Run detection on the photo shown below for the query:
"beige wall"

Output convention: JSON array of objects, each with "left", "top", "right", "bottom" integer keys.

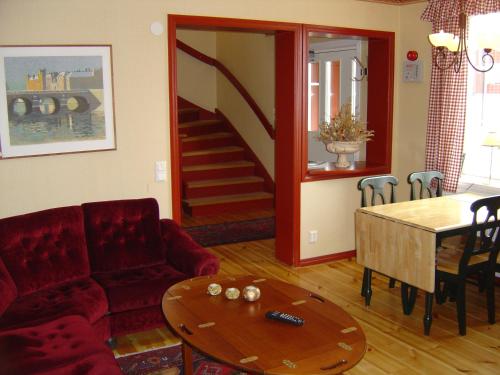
[
  {"left": 0, "top": 0, "right": 431, "bottom": 261},
  {"left": 177, "top": 29, "right": 217, "bottom": 111},
  {"left": 216, "top": 31, "right": 275, "bottom": 178},
  {"left": 393, "top": 3, "right": 431, "bottom": 186}
]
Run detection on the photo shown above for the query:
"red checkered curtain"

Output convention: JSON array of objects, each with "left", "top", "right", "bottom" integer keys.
[{"left": 422, "top": 0, "right": 500, "bottom": 192}]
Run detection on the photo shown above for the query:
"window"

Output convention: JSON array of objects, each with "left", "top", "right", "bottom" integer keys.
[{"left": 460, "top": 12, "right": 500, "bottom": 189}]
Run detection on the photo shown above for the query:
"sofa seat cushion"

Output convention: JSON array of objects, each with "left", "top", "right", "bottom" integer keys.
[
  {"left": 93, "top": 263, "right": 187, "bottom": 313},
  {"left": 0, "top": 315, "right": 121, "bottom": 375},
  {"left": 0, "top": 278, "right": 108, "bottom": 331}
]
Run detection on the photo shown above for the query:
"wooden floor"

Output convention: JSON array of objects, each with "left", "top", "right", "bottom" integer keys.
[{"left": 115, "top": 239, "right": 500, "bottom": 374}]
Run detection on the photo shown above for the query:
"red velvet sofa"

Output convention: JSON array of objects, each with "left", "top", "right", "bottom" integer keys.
[{"left": 0, "top": 198, "right": 219, "bottom": 374}]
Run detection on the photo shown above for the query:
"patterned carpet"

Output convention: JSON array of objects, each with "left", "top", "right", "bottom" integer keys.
[
  {"left": 116, "top": 344, "right": 247, "bottom": 375},
  {"left": 184, "top": 217, "right": 275, "bottom": 247}
]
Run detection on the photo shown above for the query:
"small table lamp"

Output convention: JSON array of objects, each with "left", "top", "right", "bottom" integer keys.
[{"left": 482, "top": 132, "right": 500, "bottom": 183}]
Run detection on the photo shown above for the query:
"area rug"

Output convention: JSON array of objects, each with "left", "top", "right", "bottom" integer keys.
[
  {"left": 116, "top": 344, "right": 248, "bottom": 375},
  {"left": 184, "top": 217, "right": 274, "bottom": 247}
]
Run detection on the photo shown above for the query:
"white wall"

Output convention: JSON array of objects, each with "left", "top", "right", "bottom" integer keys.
[
  {"left": 216, "top": 31, "right": 275, "bottom": 178},
  {"left": 177, "top": 29, "right": 217, "bottom": 111}
]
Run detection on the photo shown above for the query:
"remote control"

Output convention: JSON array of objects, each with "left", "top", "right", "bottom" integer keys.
[{"left": 265, "top": 311, "right": 304, "bottom": 326}]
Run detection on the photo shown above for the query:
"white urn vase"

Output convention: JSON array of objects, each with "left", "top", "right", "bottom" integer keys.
[{"left": 326, "top": 141, "right": 361, "bottom": 168}]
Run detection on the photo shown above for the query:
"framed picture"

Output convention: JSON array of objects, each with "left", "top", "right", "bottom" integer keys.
[{"left": 0, "top": 45, "right": 116, "bottom": 158}]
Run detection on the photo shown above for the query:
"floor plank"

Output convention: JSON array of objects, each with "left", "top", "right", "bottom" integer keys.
[{"left": 115, "top": 238, "right": 500, "bottom": 374}]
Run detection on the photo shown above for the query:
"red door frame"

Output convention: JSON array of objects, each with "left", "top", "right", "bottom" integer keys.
[{"left": 167, "top": 15, "right": 303, "bottom": 265}]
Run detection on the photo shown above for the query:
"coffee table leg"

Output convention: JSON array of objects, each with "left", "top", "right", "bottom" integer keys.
[{"left": 182, "top": 342, "right": 193, "bottom": 375}]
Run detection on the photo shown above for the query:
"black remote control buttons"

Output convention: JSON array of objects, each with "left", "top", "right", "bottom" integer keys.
[{"left": 265, "top": 310, "right": 304, "bottom": 326}]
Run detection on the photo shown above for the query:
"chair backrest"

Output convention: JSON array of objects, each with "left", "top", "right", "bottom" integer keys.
[
  {"left": 460, "top": 195, "right": 500, "bottom": 275},
  {"left": 357, "top": 175, "right": 399, "bottom": 207},
  {"left": 407, "top": 171, "right": 444, "bottom": 200}
]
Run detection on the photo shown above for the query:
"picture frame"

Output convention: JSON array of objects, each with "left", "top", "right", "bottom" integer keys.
[{"left": 0, "top": 45, "right": 116, "bottom": 158}]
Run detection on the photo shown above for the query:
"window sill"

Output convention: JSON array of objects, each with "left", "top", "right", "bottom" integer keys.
[
  {"left": 457, "top": 180, "right": 500, "bottom": 195},
  {"left": 303, "top": 161, "right": 390, "bottom": 182}
]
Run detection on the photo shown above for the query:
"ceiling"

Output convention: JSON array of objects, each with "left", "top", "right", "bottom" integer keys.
[{"left": 357, "top": 0, "right": 427, "bottom": 4}]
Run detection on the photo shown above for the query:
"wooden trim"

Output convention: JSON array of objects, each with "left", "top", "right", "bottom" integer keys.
[
  {"left": 168, "top": 16, "right": 182, "bottom": 223},
  {"left": 215, "top": 109, "right": 275, "bottom": 194},
  {"left": 177, "top": 40, "right": 275, "bottom": 140},
  {"left": 300, "top": 24, "right": 395, "bottom": 182},
  {"left": 298, "top": 250, "right": 357, "bottom": 267},
  {"left": 168, "top": 15, "right": 301, "bottom": 266}
]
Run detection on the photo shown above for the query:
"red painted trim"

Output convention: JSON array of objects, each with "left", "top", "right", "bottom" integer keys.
[
  {"left": 177, "top": 39, "right": 275, "bottom": 140},
  {"left": 168, "top": 16, "right": 182, "bottom": 224},
  {"left": 300, "top": 24, "right": 395, "bottom": 183},
  {"left": 216, "top": 109, "right": 275, "bottom": 194},
  {"left": 298, "top": 250, "right": 357, "bottom": 267},
  {"left": 275, "top": 29, "right": 303, "bottom": 266},
  {"left": 168, "top": 15, "right": 301, "bottom": 266}
]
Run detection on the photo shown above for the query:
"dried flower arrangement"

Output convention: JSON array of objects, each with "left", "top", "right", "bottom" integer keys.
[{"left": 317, "top": 103, "right": 374, "bottom": 144}]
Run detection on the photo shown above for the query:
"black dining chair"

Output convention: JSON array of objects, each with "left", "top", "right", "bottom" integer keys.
[
  {"left": 434, "top": 194, "right": 500, "bottom": 335},
  {"left": 407, "top": 170, "right": 444, "bottom": 200},
  {"left": 357, "top": 175, "right": 399, "bottom": 306},
  {"left": 401, "top": 171, "right": 445, "bottom": 314}
]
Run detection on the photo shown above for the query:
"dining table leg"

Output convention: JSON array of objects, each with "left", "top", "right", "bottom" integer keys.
[
  {"left": 182, "top": 341, "right": 194, "bottom": 375},
  {"left": 364, "top": 269, "right": 372, "bottom": 306},
  {"left": 423, "top": 292, "right": 433, "bottom": 336}
]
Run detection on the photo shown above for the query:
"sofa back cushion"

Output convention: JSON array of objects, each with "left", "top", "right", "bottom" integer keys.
[
  {"left": 0, "top": 257, "right": 17, "bottom": 315},
  {"left": 0, "top": 206, "right": 90, "bottom": 297},
  {"left": 82, "top": 198, "right": 166, "bottom": 272}
]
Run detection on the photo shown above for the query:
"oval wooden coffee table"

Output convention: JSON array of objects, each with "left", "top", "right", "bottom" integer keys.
[{"left": 162, "top": 275, "right": 366, "bottom": 374}]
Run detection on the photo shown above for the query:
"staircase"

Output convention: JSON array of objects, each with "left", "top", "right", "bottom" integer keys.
[{"left": 178, "top": 98, "right": 274, "bottom": 216}]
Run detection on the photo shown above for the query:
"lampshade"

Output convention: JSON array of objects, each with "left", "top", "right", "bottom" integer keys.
[
  {"left": 446, "top": 36, "right": 460, "bottom": 52},
  {"left": 482, "top": 132, "right": 500, "bottom": 147},
  {"left": 429, "top": 30, "right": 454, "bottom": 48}
]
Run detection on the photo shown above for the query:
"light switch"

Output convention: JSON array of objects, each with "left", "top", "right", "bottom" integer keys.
[{"left": 155, "top": 161, "right": 167, "bottom": 182}]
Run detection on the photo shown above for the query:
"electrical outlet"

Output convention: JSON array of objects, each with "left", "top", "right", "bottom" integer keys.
[{"left": 308, "top": 230, "right": 318, "bottom": 244}]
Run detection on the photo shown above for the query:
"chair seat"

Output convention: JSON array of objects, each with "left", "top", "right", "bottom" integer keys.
[
  {"left": 0, "top": 315, "right": 121, "bottom": 375},
  {"left": 437, "top": 246, "right": 489, "bottom": 275},
  {"left": 0, "top": 278, "right": 108, "bottom": 331},
  {"left": 93, "top": 263, "right": 187, "bottom": 313}
]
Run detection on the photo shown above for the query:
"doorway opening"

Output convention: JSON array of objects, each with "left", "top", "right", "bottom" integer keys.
[{"left": 167, "top": 15, "right": 302, "bottom": 265}]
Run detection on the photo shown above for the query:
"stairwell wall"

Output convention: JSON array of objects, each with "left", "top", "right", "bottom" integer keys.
[
  {"left": 215, "top": 31, "right": 276, "bottom": 179},
  {"left": 177, "top": 29, "right": 217, "bottom": 112},
  {"left": 0, "top": 0, "right": 431, "bottom": 263}
]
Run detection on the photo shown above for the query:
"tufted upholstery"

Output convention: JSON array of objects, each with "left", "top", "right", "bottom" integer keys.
[
  {"left": 0, "top": 206, "right": 90, "bottom": 297},
  {"left": 0, "top": 278, "right": 108, "bottom": 331},
  {"left": 82, "top": 198, "right": 166, "bottom": 272},
  {"left": 161, "top": 218, "right": 220, "bottom": 277},
  {"left": 0, "top": 258, "right": 17, "bottom": 315},
  {"left": 0, "top": 198, "right": 220, "bottom": 373},
  {"left": 93, "top": 263, "right": 186, "bottom": 313},
  {"left": 0, "top": 315, "right": 121, "bottom": 375}
]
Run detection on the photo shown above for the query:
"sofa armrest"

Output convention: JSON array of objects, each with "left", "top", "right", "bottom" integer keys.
[
  {"left": 160, "top": 219, "right": 219, "bottom": 277},
  {"left": 0, "top": 257, "right": 17, "bottom": 316}
]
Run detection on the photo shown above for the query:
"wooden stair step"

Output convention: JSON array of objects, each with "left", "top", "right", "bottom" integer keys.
[
  {"left": 184, "top": 192, "right": 274, "bottom": 207},
  {"left": 183, "top": 146, "right": 243, "bottom": 157},
  {"left": 179, "top": 119, "right": 222, "bottom": 129},
  {"left": 183, "top": 160, "right": 254, "bottom": 172},
  {"left": 186, "top": 176, "right": 264, "bottom": 189},
  {"left": 182, "top": 132, "right": 233, "bottom": 143},
  {"left": 178, "top": 107, "right": 200, "bottom": 123}
]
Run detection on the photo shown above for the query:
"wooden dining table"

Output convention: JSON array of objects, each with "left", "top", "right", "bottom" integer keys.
[{"left": 354, "top": 193, "right": 483, "bottom": 335}]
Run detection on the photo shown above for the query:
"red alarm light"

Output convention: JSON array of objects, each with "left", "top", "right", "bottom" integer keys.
[{"left": 407, "top": 50, "right": 418, "bottom": 61}]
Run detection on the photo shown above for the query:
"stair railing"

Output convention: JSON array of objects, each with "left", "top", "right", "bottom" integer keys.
[{"left": 176, "top": 39, "right": 275, "bottom": 140}]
